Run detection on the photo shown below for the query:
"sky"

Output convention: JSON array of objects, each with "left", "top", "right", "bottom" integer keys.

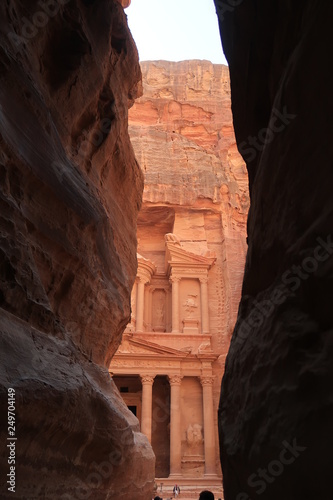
[{"left": 126, "top": 0, "right": 228, "bottom": 65}]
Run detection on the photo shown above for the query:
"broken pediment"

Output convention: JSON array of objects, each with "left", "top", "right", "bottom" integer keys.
[
  {"left": 137, "top": 253, "right": 156, "bottom": 282},
  {"left": 116, "top": 334, "right": 187, "bottom": 357},
  {"left": 165, "top": 233, "right": 216, "bottom": 276}
]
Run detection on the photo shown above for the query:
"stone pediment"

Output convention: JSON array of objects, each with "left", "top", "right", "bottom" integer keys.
[
  {"left": 116, "top": 334, "right": 185, "bottom": 357},
  {"left": 165, "top": 233, "right": 216, "bottom": 274}
]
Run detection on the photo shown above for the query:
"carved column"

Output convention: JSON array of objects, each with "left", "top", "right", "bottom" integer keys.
[
  {"left": 144, "top": 285, "right": 150, "bottom": 330},
  {"left": 147, "top": 287, "right": 153, "bottom": 331},
  {"left": 170, "top": 276, "right": 180, "bottom": 333},
  {"left": 140, "top": 375, "right": 155, "bottom": 443},
  {"left": 136, "top": 256, "right": 156, "bottom": 332},
  {"left": 200, "top": 276, "right": 210, "bottom": 334},
  {"left": 130, "top": 280, "right": 138, "bottom": 328},
  {"left": 136, "top": 277, "right": 146, "bottom": 333},
  {"left": 169, "top": 375, "right": 183, "bottom": 477},
  {"left": 200, "top": 375, "right": 217, "bottom": 476}
]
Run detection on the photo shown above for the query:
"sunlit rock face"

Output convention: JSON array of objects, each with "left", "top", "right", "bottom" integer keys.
[
  {"left": 117, "top": 0, "right": 131, "bottom": 8},
  {"left": 0, "top": 1, "right": 154, "bottom": 498},
  {"left": 215, "top": 1, "right": 333, "bottom": 499},
  {"left": 128, "top": 63, "right": 249, "bottom": 484},
  {"left": 129, "top": 60, "right": 249, "bottom": 339}
]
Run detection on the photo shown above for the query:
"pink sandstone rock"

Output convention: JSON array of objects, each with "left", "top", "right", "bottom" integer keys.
[
  {"left": 126, "top": 61, "right": 249, "bottom": 482},
  {"left": 0, "top": 1, "right": 154, "bottom": 498},
  {"left": 129, "top": 60, "right": 249, "bottom": 345}
]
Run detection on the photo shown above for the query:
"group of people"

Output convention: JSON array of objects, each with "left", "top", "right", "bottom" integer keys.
[{"left": 153, "top": 487, "right": 217, "bottom": 500}]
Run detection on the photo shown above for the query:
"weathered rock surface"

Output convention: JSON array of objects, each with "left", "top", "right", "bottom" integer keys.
[
  {"left": 128, "top": 60, "right": 249, "bottom": 478},
  {"left": 129, "top": 60, "right": 249, "bottom": 342},
  {"left": 0, "top": 1, "right": 154, "bottom": 498},
  {"left": 215, "top": 1, "right": 333, "bottom": 499}
]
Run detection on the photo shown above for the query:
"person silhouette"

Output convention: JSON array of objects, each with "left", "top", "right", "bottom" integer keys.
[
  {"left": 173, "top": 484, "right": 180, "bottom": 497},
  {"left": 198, "top": 491, "right": 214, "bottom": 500}
]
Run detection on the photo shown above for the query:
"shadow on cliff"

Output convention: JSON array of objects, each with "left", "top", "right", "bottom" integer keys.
[
  {"left": 215, "top": 1, "right": 333, "bottom": 499},
  {"left": 0, "top": 1, "right": 154, "bottom": 498}
]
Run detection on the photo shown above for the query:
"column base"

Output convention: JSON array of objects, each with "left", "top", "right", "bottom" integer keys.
[
  {"left": 169, "top": 473, "right": 182, "bottom": 479},
  {"left": 204, "top": 473, "right": 219, "bottom": 478}
]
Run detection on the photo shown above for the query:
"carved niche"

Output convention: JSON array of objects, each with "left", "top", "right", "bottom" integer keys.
[
  {"left": 183, "top": 423, "right": 205, "bottom": 473},
  {"left": 152, "top": 289, "right": 167, "bottom": 332}
]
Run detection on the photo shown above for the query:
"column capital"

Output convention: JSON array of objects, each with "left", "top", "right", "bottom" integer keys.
[
  {"left": 169, "top": 275, "right": 181, "bottom": 283},
  {"left": 140, "top": 374, "right": 155, "bottom": 385},
  {"left": 138, "top": 275, "right": 149, "bottom": 285},
  {"left": 199, "top": 375, "right": 215, "bottom": 386},
  {"left": 199, "top": 276, "right": 209, "bottom": 284},
  {"left": 169, "top": 374, "right": 183, "bottom": 386}
]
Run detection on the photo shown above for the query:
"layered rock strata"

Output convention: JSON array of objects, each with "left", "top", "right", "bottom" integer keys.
[
  {"left": 130, "top": 60, "right": 249, "bottom": 343},
  {"left": 0, "top": 1, "right": 154, "bottom": 498},
  {"left": 215, "top": 1, "right": 333, "bottom": 499},
  {"left": 128, "top": 60, "right": 249, "bottom": 479}
]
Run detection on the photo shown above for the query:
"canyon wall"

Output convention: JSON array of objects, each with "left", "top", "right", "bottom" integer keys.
[
  {"left": 130, "top": 60, "right": 249, "bottom": 344},
  {"left": 0, "top": 1, "right": 154, "bottom": 498},
  {"left": 215, "top": 1, "right": 333, "bottom": 499},
  {"left": 128, "top": 60, "right": 249, "bottom": 477}
]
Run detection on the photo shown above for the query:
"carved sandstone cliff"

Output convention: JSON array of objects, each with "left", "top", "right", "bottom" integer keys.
[
  {"left": 0, "top": 1, "right": 154, "bottom": 498},
  {"left": 129, "top": 60, "right": 249, "bottom": 345},
  {"left": 128, "top": 61, "right": 249, "bottom": 478},
  {"left": 215, "top": 1, "right": 333, "bottom": 499}
]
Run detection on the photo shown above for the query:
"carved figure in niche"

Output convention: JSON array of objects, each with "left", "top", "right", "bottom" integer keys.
[
  {"left": 156, "top": 303, "right": 164, "bottom": 322},
  {"left": 153, "top": 290, "right": 166, "bottom": 332},
  {"left": 183, "top": 294, "right": 198, "bottom": 317},
  {"left": 186, "top": 423, "right": 203, "bottom": 450}
]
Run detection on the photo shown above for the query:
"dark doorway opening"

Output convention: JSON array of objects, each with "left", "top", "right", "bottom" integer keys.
[
  {"left": 128, "top": 405, "right": 137, "bottom": 416},
  {"left": 152, "top": 375, "right": 170, "bottom": 478}
]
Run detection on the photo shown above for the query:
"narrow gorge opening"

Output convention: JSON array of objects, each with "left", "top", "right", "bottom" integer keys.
[
  {"left": 1, "top": 1, "right": 330, "bottom": 499},
  {"left": 109, "top": 3, "right": 249, "bottom": 498}
]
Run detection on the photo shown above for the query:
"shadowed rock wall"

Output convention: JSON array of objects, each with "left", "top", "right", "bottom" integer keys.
[
  {"left": 215, "top": 1, "right": 333, "bottom": 499},
  {"left": 0, "top": 1, "right": 154, "bottom": 498}
]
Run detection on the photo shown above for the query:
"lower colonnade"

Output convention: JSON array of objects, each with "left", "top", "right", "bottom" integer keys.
[
  {"left": 109, "top": 234, "right": 223, "bottom": 489},
  {"left": 135, "top": 372, "right": 217, "bottom": 478},
  {"left": 110, "top": 347, "right": 221, "bottom": 484}
]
